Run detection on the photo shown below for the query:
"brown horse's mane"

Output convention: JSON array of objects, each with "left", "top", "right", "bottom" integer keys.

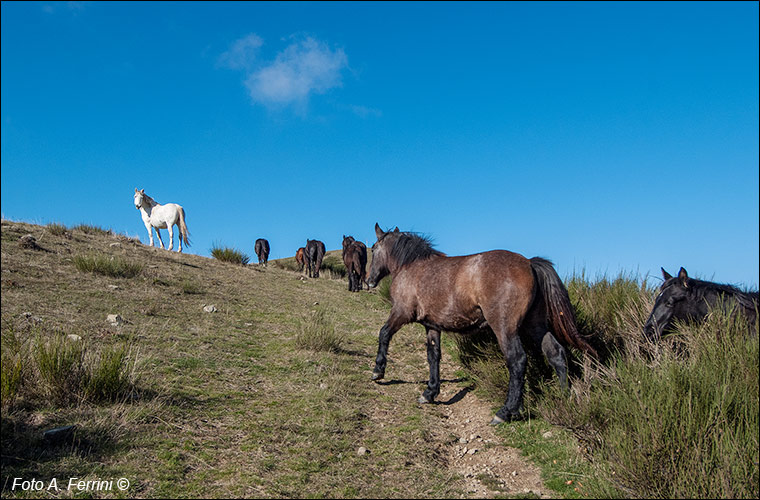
[{"left": 388, "top": 232, "right": 445, "bottom": 268}]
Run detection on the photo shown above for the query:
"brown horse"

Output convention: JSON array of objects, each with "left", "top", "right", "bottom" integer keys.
[
  {"left": 295, "top": 247, "right": 305, "bottom": 273},
  {"left": 367, "top": 223, "right": 597, "bottom": 424},
  {"left": 342, "top": 235, "right": 367, "bottom": 292}
]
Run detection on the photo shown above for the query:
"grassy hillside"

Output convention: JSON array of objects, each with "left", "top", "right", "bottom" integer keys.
[
  {"left": 1, "top": 220, "right": 587, "bottom": 498},
  {"left": 3, "top": 220, "right": 756, "bottom": 499}
]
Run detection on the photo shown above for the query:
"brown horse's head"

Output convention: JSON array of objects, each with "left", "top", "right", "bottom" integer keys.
[
  {"left": 368, "top": 223, "right": 444, "bottom": 288},
  {"left": 367, "top": 224, "right": 399, "bottom": 287}
]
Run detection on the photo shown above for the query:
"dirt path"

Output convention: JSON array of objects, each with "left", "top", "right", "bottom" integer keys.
[{"left": 369, "top": 341, "right": 552, "bottom": 498}]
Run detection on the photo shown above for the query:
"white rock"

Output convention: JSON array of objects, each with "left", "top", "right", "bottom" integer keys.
[
  {"left": 106, "top": 314, "right": 123, "bottom": 326},
  {"left": 203, "top": 305, "right": 217, "bottom": 313}
]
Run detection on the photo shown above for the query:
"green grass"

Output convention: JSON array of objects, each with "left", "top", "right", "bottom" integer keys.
[
  {"left": 73, "top": 223, "right": 113, "bottom": 235},
  {"left": 73, "top": 253, "right": 144, "bottom": 278},
  {"left": 295, "top": 308, "right": 345, "bottom": 353},
  {"left": 211, "top": 244, "right": 250, "bottom": 265},
  {"left": 46, "top": 222, "right": 68, "bottom": 236},
  {"left": 450, "top": 271, "right": 759, "bottom": 499}
]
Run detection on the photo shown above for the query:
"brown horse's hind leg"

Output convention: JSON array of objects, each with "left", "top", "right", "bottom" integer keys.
[
  {"left": 540, "top": 332, "right": 568, "bottom": 391},
  {"left": 419, "top": 328, "right": 441, "bottom": 404},
  {"left": 490, "top": 331, "right": 528, "bottom": 425}
]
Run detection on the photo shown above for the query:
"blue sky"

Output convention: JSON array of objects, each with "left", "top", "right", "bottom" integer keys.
[{"left": 2, "top": 1, "right": 758, "bottom": 287}]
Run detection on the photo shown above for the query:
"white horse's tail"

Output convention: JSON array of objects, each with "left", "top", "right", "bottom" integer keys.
[{"left": 178, "top": 206, "right": 191, "bottom": 247}]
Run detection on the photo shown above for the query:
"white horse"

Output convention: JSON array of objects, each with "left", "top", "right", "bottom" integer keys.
[{"left": 133, "top": 188, "right": 190, "bottom": 252}]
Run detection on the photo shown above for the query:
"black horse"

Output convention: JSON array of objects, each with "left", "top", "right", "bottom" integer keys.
[
  {"left": 342, "top": 235, "right": 367, "bottom": 292},
  {"left": 305, "top": 239, "right": 326, "bottom": 278},
  {"left": 254, "top": 238, "right": 270, "bottom": 266},
  {"left": 644, "top": 267, "right": 758, "bottom": 340}
]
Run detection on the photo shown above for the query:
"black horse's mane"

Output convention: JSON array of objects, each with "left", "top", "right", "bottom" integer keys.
[
  {"left": 668, "top": 276, "right": 759, "bottom": 310},
  {"left": 389, "top": 232, "right": 445, "bottom": 268}
]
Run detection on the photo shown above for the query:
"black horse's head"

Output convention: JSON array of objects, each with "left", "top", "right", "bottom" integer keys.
[{"left": 644, "top": 267, "right": 709, "bottom": 340}]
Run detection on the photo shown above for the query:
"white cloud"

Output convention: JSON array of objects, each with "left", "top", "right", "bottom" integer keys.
[{"left": 217, "top": 33, "right": 264, "bottom": 70}]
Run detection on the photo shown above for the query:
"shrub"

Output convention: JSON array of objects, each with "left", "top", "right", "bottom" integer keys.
[
  {"left": 73, "top": 254, "right": 143, "bottom": 278},
  {"left": 47, "top": 222, "right": 69, "bottom": 236},
  {"left": 73, "top": 223, "right": 112, "bottom": 235},
  {"left": 295, "top": 309, "right": 344, "bottom": 353},
  {"left": 211, "top": 244, "right": 250, "bottom": 265},
  {"left": 319, "top": 255, "right": 347, "bottom": 279}
]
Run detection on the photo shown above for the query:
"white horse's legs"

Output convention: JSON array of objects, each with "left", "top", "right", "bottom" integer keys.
[
  {"left": 155, "top": 228, "right": 165, "bottom": 249},
  {"left": 145, "top": 223, "right": 154, "bottom": 247},
  {"left": 176, "top": 224, "right": 183, "bottom": 253},
  {"left": 167, "top": 225, "right": 175, "bottom": 251}
]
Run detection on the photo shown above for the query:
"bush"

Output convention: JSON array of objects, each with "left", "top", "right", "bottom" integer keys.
[
  {"left": 295, "top": 309, "right": 344, "bottom": 353},
  {"left": 319, "top": 255, "right": 347, "bottom": 279},
  {"left": 73, "top": 223, "right": 113, "bottom": 235},
  {"left": 1, "top": 326, "right": 138, "bottom": 407},
  {"left": 47, "top": 222, "right": 69, "bottom": 236},
  {"left": 73, "top": 254, "right": 143, "bottom": 278},
  {"left": 211, "top": 244, "right": 250, "bottom": 265}
]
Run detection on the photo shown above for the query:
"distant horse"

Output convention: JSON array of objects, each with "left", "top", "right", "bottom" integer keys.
[
  {"left": 644, "top": 267, "right": 758, "bottom": 340},
  {"left": 255, "top": 238, "right": 270, "bottom": 266},
  {"left": 366, "top": 223, "right": 597, "bottom": 425},
  {"left": 342, "top": 235, "right": 367, "bottom": 292},
  {"left": 295, "top": 247, "right": 306, "bottom": 273},
  {"left": 133, "top": 188, "right": 190, "bottom": 252},
  {"left": 305, "top": 239, "right": 326, "bottom": 278}
]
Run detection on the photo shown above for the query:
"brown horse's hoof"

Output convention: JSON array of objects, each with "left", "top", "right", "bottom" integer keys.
[{"left": 371, "top": 371, "right": 384, "bottom": 381}]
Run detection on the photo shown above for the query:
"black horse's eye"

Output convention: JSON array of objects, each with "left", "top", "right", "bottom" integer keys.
[{"left": 666, "top": 298, "right": 675, "bottom": 307}]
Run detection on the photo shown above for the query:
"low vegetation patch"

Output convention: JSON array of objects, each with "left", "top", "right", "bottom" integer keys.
[
  {"left": 211, "top": 244, "right": 250, "bottom": 265},
  {"left": 73, "top": 223, "right": 113, "bottom": 235},
  {"left": 46, "top": 222, "right": 68, "bottom": 236},
  {"left": 73, "top": 253, "right": 143, "bottom": 278},
  {"left": 451, "top": 272, "right": 759, "bottom": 499},
  {"left": 295, "top": 308, "right": 344, "bottom": 353},
  {"left": 1, "top": 326, "right": 138, "bottom": 407}
]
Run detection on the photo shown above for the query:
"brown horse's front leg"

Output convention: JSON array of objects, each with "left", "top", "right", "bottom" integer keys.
[
  {"left": 419, "top": 328, "right": 441, "bottom": 404},
  {"left": 372, "top": 314, "right": 405, "bottom": 381}
]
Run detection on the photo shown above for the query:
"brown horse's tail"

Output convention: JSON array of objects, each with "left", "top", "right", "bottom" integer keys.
[
  {"left": 530, "top": 257, "right": 597, "bottom": 358},
  {"left": 178, "top": 206, "right": 191, "bottom": 247}
]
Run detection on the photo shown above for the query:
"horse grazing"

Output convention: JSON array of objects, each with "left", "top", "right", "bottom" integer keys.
[
  {"left": 295, "top": 247, "right": 306, "bottom": 273},
  {"left": 367, "top": 223, "right": 597, "bottom": 425},
  {"left": 255, "top": 238, "right": 270, "bottom": 266},
  {"left": 304, "top": 239, "right": 326, "bottom": 278},
  {"left": 644, "top": 267, "right": 759, "bottom": 340},
  {"left": 133, "top": 189, "right": 190, "bottom": 252},
  {"left": 342, "top": 235, "right": 367, "bottom": 292}
]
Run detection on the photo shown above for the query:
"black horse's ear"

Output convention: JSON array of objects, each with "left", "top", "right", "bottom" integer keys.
[
  {"left": 393, "top": 227, "right": 399, "bottom": 232},
  {"left": 661, "top": 268, "right": 673, "bottom": 280},
  {"left": 375, "top": 223, "right": 384, "bottom": 239},
  {"left": 678, "top": 267, "right": 689, "bottom": 287}
]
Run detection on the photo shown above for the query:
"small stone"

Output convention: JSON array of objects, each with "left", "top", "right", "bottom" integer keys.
[
  {"left": 459, "top": 437, "right": 468, "bottom": 444},
  {"left": 67, "top": 334, "right": 82, "bottom": 342},
  {"left": 467, "top": 448, "right": 477, "bottom": 455},
  {"left": 512, "top": 471, "right": 518, "bottom": 476},
  {"left": 203, "top": 305, "right": 217, "bottom": 313},
  {"left": 106, "top": 314, "right": 124, "bottom": 326},
  {"left": 108, "top": 285, "right": 120, "bottom": 290},
  {"left": 542, "top": 431, "right": 553, "bottom": 439},
  {"left": 357, "top": 447, "right": 369, "bottom": 456}
]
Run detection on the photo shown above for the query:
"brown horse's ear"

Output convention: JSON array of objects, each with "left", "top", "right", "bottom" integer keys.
[
  {"left": 375, "top": 223, "right": 384, "bottom": 239},
  {"left": 661, "top": 267, "right": 673, "bottom": 280},
  {"left": 678, "top": 267, "right": 689, "bottom": 287}
]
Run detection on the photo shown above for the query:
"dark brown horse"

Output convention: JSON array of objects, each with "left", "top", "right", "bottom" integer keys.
[
  {"left": 367, "top": 223, "right": 597, "bottom": 424},
  {"left": 305, "top": 239, "right": 326, "bottom": 278},
  {"left": 342, "top": 235, "right": 367, "bottom": 292},
  {"left": 295, "top": 247, "right": 306, "bottom": 273},
  {"left": 254, "top": 238, "right": 270, "bottom": 266}
]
